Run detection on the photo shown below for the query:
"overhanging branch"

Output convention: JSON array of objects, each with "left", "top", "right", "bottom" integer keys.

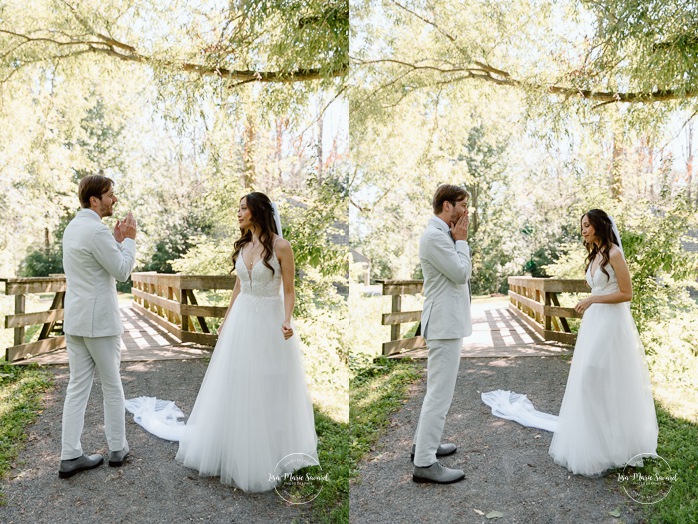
[
  {"left": 354, "top": 57, "right": 698, "bottom": 104},
  {"left": 0, "top": 29, "right": 347, "bottom": 84}
]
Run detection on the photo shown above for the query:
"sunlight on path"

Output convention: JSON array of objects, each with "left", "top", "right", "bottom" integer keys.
[
  {"left": 393, "top": 301, "right": 572, "bottom": 359},
  {"left": 18, "top": 306, "right": 211, "bottom": 365}
]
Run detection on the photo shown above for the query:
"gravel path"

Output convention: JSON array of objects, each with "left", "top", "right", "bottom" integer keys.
[
  {"left": 350, "top": 356, "right": 646, "bottom": 524},
  {"left": 1, "top": 360, "right": 314, "bottom": 523}
]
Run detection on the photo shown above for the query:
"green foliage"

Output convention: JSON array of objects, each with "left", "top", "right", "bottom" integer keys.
[
  {"left": 545, "top": 193, "right": 698, "bottom": 332},
  {"left": 284, "top": 172, "right": 348, "bottom": 280},
  {"left": 524, "top": 246, "right": 559, "bottom": 277},
  {"left": 621, "top": 199, "right": 698, "bottom": 331},
  {"left": 306, "top": 407, "right": 349, "bottom": 523},
  {"left": 583, "top": 0, "right": 698, "bottom": 98},
  {"left": 350, "top": 0, "right": 698, "bottom": 299},
  {"left": 295, "top": 290, "right": 349, "bottom": 422},
  {"left": 640, "top": 403, "right": 698, "bottom": 523},
  {"left": 296, "top": 278, "right": 348, "bottom": 363},
  {"left": 351, "top": 0, "right": 698, "bottom": 120},
  {"left": 253, "top": 0, "right": 349, "bottom": 77},
  {"left": 0, "top": 364, "right": 53, "bottom": 502},
  {"left": 347, "top": 276, "right": 392, "bottom": 363},
  {"left": 141, "top": 213, "right": 214, "bottom": 274},
  {"left": 0, "top": 0, "right": 348, "bottom": 278},
  {"left": 643, "top": 308, "right": 698, "bottom": 418},
  {"left": 70, "top": 98, "right": 127, "bottom": 178},
  {"left": 17, "top": 247, "right": 63, "bottom": 277},
  {"left": 171, "top": 237, "right": 233, "bottom": 276},
  {"left": 460, "top": 123, "right": 519, "bottom": 295},
  {"left": 280, "top": 405, "right": 348, "bottom": 521},
  {"left": 349, "top": 357, "right": 421, "bottom": 477},
  {"left": 0, "top": 0, "right": 348, "bottom": 110},
  {"left": 541, "top": 241, "right": 588, "bottom": 279}
]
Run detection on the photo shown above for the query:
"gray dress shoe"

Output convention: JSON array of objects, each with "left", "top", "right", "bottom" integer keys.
[
  {"left": 108, "top": 444, "right": 129, "bottom": 467},
  {"left": 58, "top": 454, "right": 103, "bottom": 479},
  {"left": 411, "top": 443, "right": 457, "bottom": 461},
  {"left": 413, "top": 461, "right": 465, "bottom": 484}
]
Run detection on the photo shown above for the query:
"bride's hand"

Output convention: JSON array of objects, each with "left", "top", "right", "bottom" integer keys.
[
  {"left": 281, "top": 321, "right": 293, "bottom": 340},
  {"left": 574, "top": 296, "right": 595, "bottom": 315}
]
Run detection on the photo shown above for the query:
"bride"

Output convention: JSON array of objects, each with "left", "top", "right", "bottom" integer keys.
[
  {"left": 175, "top": 191, "right": 318, "bottom": 492},
  {"left": 548, "top": 209, "right": 658, "bottom": 476}
]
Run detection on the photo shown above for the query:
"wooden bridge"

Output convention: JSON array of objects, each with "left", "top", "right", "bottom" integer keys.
[
  {"left": 3, "top": 274, "right": 590, "bottom": 364},
  {"left": 1, "top": 273, "right": 236, "bottom": 364},
  {"left": 379, "top": 276, "right": 589, "bottom": 358}
]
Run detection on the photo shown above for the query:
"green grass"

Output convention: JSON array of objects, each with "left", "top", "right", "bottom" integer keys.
[
  {"left": 0, "top": 363, "right": 53, "bottom": 504},
  {"left": 349, "top": 357, "right": 421, "bottom": 478},
  {"left": 287, "top": 407, "right": 349, "bottom": 523},
  {"left": 639, "top": 403, "right": 698, "bottom": 522}
]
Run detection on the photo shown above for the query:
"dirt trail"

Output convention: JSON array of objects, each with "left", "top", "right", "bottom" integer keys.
[
  {"left": 1, "top": 360, "right": 313, "bottom": 523},
  {"left": 350, "top": 357, "right": 645, "bottom": 524}
]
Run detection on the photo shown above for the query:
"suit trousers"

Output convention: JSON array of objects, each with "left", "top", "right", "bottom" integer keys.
[
  {"left": 61, "top": 334, "right": 127, "bottom": 460},
  {"left": 413, "top": 337, "right": 462, "bottom": 467}
]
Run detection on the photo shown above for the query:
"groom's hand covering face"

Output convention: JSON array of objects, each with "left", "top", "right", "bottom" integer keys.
[
  {"left": 448, "top": 199, "right": 469, "bottom": 241},
  {"left": 447, "top": 199, "right": 468, "bottom": 225}
]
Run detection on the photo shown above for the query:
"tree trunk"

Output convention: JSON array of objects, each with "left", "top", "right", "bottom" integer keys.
[
  {"left": 242, "top": 115, "right": 256, "bottom": 189},
  {"left": 470, "top": 184, "right": 479, "bottom": 235},
  {"left": 275, "top": 117, "right": 286, "bottom": 187},
  {"left": 611, "top": 136, "right": 623, "bottom": 200}
]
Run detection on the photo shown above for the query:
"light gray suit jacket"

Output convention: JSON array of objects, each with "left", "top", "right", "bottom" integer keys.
[
  {"left": 62, "top": 209, "right": 136, "bottom": 337},
  {"left": 419, "top": 216, "right": 472, "bottom": 340}
]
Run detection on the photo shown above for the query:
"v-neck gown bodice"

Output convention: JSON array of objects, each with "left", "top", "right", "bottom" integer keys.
[
  {"left": 548, "top": 257, "right": 658, "bottom": 476},
  {"left": 175, "top": 243, "right": 318, "bottom": 492},
  {"left": 586, "top": 257, "right": 620, "bottom": 296},
  {"left": 238, "top": 246, "right": 284, "bottom": 298}
]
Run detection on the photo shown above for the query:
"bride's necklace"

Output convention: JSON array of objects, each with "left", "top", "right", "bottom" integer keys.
[{"left": 246, "top": 239, "right": 261, "bottom": 269}]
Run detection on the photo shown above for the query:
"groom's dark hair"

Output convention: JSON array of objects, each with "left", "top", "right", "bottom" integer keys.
[
  {"left": 78, "top": 174, "right": 114, "bottom": 208},
  {"left": 433, "top": 184, "right": 469, "bottom": 214}
]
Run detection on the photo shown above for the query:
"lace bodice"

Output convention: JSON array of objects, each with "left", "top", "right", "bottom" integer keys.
[
  {"left": 236, "top": 244, "right": 282, "bottom": 298},
  {"left": 586, "top": 256, "right": 620, "bottom": 296}
]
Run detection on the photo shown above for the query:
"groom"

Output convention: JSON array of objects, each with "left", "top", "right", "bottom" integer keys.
[
  {"left": 58, "top": 174, "right": 137, "bottom": 478},
  {"left": 412, "top": 184, "right": 472, "bottom": 484}
]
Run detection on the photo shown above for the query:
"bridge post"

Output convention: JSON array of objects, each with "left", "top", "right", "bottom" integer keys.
[
  {"left": 390, "top": 294, "right": 401, "bottom": 342},
  {"left": 180, "top": 289, "right": 189, "bottom": 335},
  {"left": 14, "top": 294, "right": 25, "bottom": 347}
]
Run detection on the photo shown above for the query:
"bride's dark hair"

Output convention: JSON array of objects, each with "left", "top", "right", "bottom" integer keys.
[
  {"left": 232, "top": 192, "right": 279, "bottom": 275},
  {"left": 582, "top": 209, "right": 621, "bottom": 279}
]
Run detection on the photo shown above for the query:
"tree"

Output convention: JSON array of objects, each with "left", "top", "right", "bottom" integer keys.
[
  {"left": 0, "top": 1, "right": 348, "bottom": 88},
  {"left": 351, "top": 0, "right": 698, "bottom": 110},
  {"left": 349, "top": 0, "right": 698, "bottom": 293}
]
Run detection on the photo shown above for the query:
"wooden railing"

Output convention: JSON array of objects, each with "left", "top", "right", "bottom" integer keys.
[
  {"left": 377, "top": 276, "right": 590, "bottom": 355},
  {"left": 377, "top": 279, "right": 426, "bottom": 356},
  {"left": 131, "top": 272, "right": 236, "bottom": 347},
  {"left": 507, "top": 276, "right": 588, "bottom": 345},
  {"left": 1, "top": 276, "right": 66, "bottom": 362}
]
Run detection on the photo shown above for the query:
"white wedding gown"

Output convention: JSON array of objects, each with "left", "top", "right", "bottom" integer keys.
[
  {"left": 175, "top": 245, "right": 318, "bottom": 492},
  {"left": 548, "top": 259, "right": 658, "bottom": 476}
]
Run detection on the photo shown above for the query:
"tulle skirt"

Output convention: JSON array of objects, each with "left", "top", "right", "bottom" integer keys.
[
  {"left": 548, "top": 302, "right": 658, "bottom": 476},
  {"left": 175, "top": 293, "right": 318, "bottom": 492}
]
